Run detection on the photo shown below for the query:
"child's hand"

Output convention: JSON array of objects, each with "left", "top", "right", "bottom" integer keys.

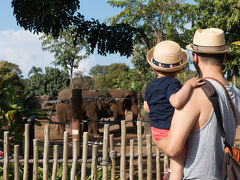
[{"left": 187, "top": 77, "right": 205, "bottom": 88}]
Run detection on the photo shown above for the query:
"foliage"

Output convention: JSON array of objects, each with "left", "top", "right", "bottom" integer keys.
[
  {"left": 91, "top": 63, "right": 145, "bottom": 93},
  {"left": 11, "top": 0, "right": 140, "bottom": 57},
  {"left": 12, "top": 0, "right": 80, "bottom": 38},
  {"left": 224, "top": 42, "right": 240, "bottom": 80},
  {"left": 86, "top": 165, "right": 120, "bottom": 180},
  {"left": 28, "top": 66, "right": 43, "bottom": 77},
  {"left": 0, "top": 78, "right": 47, "bottom": 144},
  {"left": 73, "top": 71, "right": 94, "bottom": 90},
  {"left": 25, "top": 67, "right": 70, "bottom": 97},
  {"left": 89, "top": 64, "right": 109, "bottom": 77},
  {"left": 40, "top": 26, "right": 90, "bottom": 86},
  {"left": 106, "top": 0, "right": 192, "bottom": 82},
  {"left": 176, "top": 69, "right": 198, "bottom": 84},
  {"left": 0, "top": 60, "right": 24, "bottom": 91},
  {"left": 188, "top": 0, "right": 240, "bottom": 78}
]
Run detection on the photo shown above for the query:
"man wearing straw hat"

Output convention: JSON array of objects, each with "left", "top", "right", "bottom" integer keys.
[
  {"left": 153, "top": 28, "right": 240, "bottom": 179},
  {"left": 144, "top": 40, "right": 204, "bottom": 180}
]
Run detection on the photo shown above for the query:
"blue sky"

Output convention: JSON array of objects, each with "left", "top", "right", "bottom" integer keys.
[{"left": 0, "top": 0, "right": 134, "bottom": 78}]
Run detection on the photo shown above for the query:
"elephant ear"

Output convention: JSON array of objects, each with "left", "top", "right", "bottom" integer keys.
[
  {"left": 124, "top": 90, "right": 138, "bottom": 110},
  {"left": 96, "top": 91, "right": 110, "bottom": 110}
]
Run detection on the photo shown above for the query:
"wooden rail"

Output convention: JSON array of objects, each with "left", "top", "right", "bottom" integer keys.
[{"left": 2, "top": 122, "right": 169, "bottom": 179}]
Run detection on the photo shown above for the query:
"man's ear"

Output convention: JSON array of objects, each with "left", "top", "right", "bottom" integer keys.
[
  {"left": 192, "top": 52, "right": 198, "bottom": 64},
  {"left": 223, "top": 53, "right": 226, "bottom": 63}
]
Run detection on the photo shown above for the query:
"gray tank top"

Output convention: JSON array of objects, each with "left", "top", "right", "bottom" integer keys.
[{"left": 183, "top": 79, "right": 240, "bottom": 180}]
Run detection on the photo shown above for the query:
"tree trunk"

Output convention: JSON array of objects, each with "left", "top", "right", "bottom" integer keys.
[{"left": 70, "top": 67, "right": 73, "bottom": 89}]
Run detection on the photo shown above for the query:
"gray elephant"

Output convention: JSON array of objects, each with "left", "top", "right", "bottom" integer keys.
[
  {"left": 107, "top": 90, "right": 138, "bottom": 129},
  {"left": 55, "top": 89, "right": 121, "bottom": 137}
]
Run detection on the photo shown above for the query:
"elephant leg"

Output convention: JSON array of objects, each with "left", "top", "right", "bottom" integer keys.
[
  {"left": 91, "top": 122, "right": 101, "bottom": 137},
  {"left": 58, "top": 124, "right": 65, "bottom": 136},
  {"left": 118, "top": 121, "right": 121, "bottom": 135},
  {"left": 88, "top": 123, "right": 93, "bottom": 134},
  {"left": 132, "top": 114, "right": 137, "bottom": 129}
]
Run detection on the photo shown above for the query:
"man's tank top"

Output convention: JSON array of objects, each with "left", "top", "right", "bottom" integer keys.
[{"left": 183, "top": 79, "right": 240, "bottom": 180}]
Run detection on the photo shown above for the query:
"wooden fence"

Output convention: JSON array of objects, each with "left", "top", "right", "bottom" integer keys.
[{"left": 1, "top": 121, "right": 169, "bottom": 180}]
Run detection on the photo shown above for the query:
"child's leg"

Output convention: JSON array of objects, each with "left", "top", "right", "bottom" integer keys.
[{"left": 169, "top": 153, "right": 185, "bottom": 180}]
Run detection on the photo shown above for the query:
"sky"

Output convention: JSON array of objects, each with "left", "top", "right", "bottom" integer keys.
[{"left": 0, "top": 0, "right": 134, "bottom": 78}]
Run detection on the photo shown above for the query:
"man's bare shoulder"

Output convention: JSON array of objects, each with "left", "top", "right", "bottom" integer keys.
[{"left": 189, "top": 86, "right": 213, "bottom": 130}]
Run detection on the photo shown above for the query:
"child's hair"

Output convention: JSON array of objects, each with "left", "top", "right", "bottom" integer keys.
[{"left": 153, "top": 68, "right": 179, "bottom": 78}]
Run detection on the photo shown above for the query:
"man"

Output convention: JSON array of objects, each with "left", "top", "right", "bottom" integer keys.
[{"left": 153, "top": 28, "right": 240, "bottom": 179}]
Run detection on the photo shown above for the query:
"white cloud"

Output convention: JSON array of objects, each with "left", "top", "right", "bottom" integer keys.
[
  {"left": 0, "top": 29, "right": 54, "bottom": 78},
  {"left": 0, "top": 29, "right": 134, "bottom": 79},
  {"left": 75, "top": 54, "right": 97, "bottom": 76}
]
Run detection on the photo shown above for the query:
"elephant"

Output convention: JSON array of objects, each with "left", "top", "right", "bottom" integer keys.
[
  {"left": 106, "top": 90, "right": 138, "bottom": 129},
  {"left": 54, "top": 89, "right": 122, "bottom": 137},
  {"left": 27, "top": 95, "right": 50, "bottom": 110}
]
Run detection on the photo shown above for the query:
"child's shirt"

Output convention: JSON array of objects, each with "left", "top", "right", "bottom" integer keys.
[{"left": 144, "top": 77, "right": 182, "bottom": 129}]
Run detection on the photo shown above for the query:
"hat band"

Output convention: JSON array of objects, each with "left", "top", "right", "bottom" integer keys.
[
  {"left": 191, "top": 44, "right": 226, "bottom": 51},
  {"left": 152, "top": 58, "right": 184, "bottom": 68}
]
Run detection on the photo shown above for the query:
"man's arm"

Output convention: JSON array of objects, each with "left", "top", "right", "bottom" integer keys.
[{"left": 154, "top": 88, "right": 202, "bottom": 157}]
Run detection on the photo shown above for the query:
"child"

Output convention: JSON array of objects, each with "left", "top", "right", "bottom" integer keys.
[{"left": 144, "top": 40, "right": 204, "bottom": 180}]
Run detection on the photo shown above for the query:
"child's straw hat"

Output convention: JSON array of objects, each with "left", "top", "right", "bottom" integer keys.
[{"left": 146, "top": 40, "right": 189, "bottom": 72}]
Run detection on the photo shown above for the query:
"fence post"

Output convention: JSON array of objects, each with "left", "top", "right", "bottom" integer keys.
[
  {"left": 23, "top": 124, "right": 30, "bottom": 180},
  {"left": 120, "top": 121, "right": 126, "bottom": 180},
  {"left": 91, "top": 144, "right": 98, "bottom": 180},
  {"left": 71, "top": 139, "right": 78, "bottom": 180},
  {"left": 129, "top": 139, "right": 134, "bottom": 180},
  {"left": 110, "top": 134, "right": 116, "bottom": 180},
  {"left": 62, "top": 131, "right": 69, "bottom": 180},
  {"left": 137, "top": 121, "right": 143, "bottom": 180},
  {"left": 14, "top": 145, "right": 20, "bottom": 180},
  {"left": 52, "top": 145, "right": 59, "bottom": 180},
  {"left": 102, "top": 124, "right": 109, "bottom": 180},
  {"left": 33, "top": 139, "right": 38, "bottom": 180},
  {"left": 3, "top": 131, "right": 9, "bottom": 180},
  {"left": 156, "top": 147, "right": 161, "bottom": 180},
  {"left": 43, "top": 124, "right": 50, "bottom": 180},
  {"left": 81, "top": 132, "right": 88, "bottom": 180},
  {"left": 146, "top": 134, "right": 152, "bottom": 180},
  {"left": 27, "top": 117, "right": 35, "bottom": 179},
  {"left": 72, "top": 88, "right": 82, "bottom": 156}
]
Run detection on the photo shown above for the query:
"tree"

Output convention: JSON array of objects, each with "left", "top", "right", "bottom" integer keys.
[
  {"left": 12, "top": 0, "right": 80, "bottom": 38},
  {"left": 0, "top": 60, "right": 24, "bottom": 91},
  {"left": 25, "top": 67, "right": 69, "bottom": 97},
  {"left": 89, "top": 64, "right": 109, "bottom": 77},
  {"left": 91, "top": 63, "right": 145, "bottom": 92},
  {"left": 107, "top": 0, "right": 191, "bottom": 83},
  {"left": 73, "top": 71, "right": 94, "bottom": 90},
  {"left": 187, "top": 0, "right": 240, "bottom": 85},
  {"left": 11, "top": 0, "right": 139, "bottom": 57},
  {"left": 0, "top": 72, "right": 47, "bottom": 143},
  {"left": 40, "top": 26, "right": 90, "bottom": 87},
  {"left": 28, "top": 66, "right": 43, "bottom": 77}
]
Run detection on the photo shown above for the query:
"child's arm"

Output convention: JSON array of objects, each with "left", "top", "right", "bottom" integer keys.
[
  {"left": 169, "top": 77, "right": 204, "bottom": 109},
  {"left": 144, "top": 101, "right": 150, "bottom": 113}
]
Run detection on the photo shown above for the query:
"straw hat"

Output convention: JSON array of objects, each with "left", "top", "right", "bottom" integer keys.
[
  {"left": 186, "top": 28, "right": 230, "bottom": 54},
  {"left": 146, "top": 40, "right": 189, "bottom": 72}
]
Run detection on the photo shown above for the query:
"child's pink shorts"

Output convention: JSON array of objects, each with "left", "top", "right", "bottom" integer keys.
[{"left": 151, "top": 127, "right": 187, "bottom": 154}]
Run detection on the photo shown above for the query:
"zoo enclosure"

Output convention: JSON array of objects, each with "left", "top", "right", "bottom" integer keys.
[{"left": 1, "top": 121, "right": 169, "bottom": 180}]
